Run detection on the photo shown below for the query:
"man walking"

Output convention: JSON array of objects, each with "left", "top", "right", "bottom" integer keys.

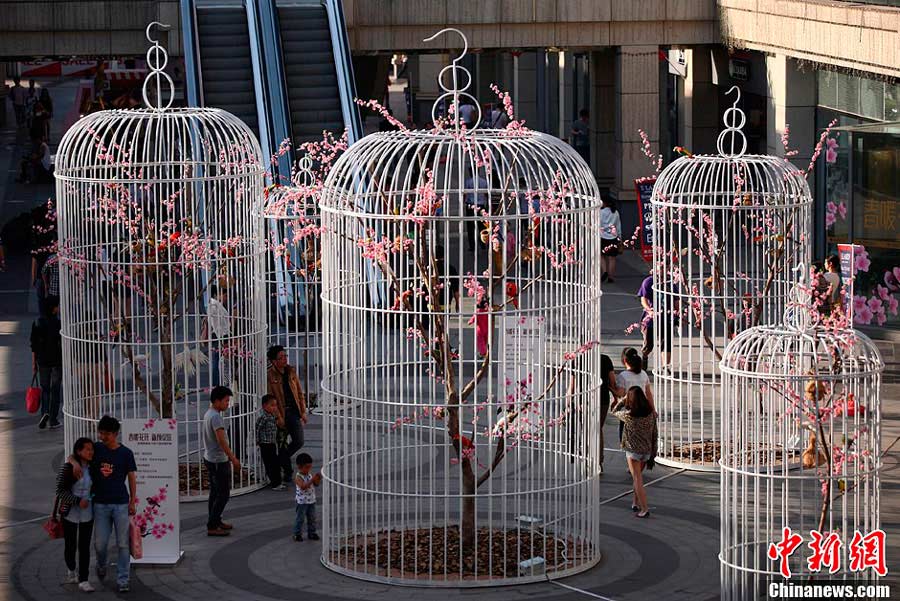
[
  {"left": 266, "top": 346, "right": 307, "bottom": 484},
  {"left": 11, "top": 77, "right": 27, "bottom": 127},
  {"left": 92, "top": 415, "right": 137, "bottom": 593},
  {"left": 203, "top": 385, "right": 240, "bottom": 536},
  {"left": 31, "top": 295, "right": 62, "bottom": 429},
  {"left": 571, "top": 109, "right": 590, "bottom": 163}
]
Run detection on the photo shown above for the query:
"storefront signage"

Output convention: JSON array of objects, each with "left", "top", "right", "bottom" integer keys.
[
  {"left": 634, "top": 177, "right": 657, "bottom": 262},
  {"left": 122, "top": 418, "right": 181, "bottom": 564},
  {"left": 729, "top": 58, "right": 750, "bottom": 82},
  {"left": 837, "top": 243, "right": 861, "bottom": 319}
]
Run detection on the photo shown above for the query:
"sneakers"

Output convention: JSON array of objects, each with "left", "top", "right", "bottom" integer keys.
[
  {"left": 49, "top": 420, "right": 62, "bottom": 429},
  {"left": 207, "top": 527, "right": 230, "bottom": 537},
  {"left": 65, "top": 569, "right": 78, "bottom": 584},
  {"left": 38, "top": 414, "right": 50, "bottom": 429},
  {"left": 270, "top": 484, "right": 286, "bottom": 491},
  {"left": 308, "top": 533, "right": 320, "bottom": 541},
  {"left": 95, "top": 566, "right": 106, "bottom": 582},
  {"left": 118, "top": 583, "right": 130, "bottom": 593},
  {"left": 293, "top": 534, "right": 303, "bottom": 542},
  {"left": 78, "top": 581, "right": 95, "bottom": 593}
]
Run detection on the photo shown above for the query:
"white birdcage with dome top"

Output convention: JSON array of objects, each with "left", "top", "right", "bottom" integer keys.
[
  {"left": 318, "top": 28, "right": 604, "bottom": 586},
  {"left": 54, "top": 23, "right": 267, "bottom": 500},
  {"left": 650, "top": 87, "right": 813, "bottom": 470}
]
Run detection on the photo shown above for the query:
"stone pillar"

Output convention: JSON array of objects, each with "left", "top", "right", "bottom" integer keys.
[
  {"left": 766, "top": 54, "right": 816, "bottom": 168},
  {"left": 590, "top": 49, "right": 615, "bottom": 189},
  {"left": 515, "top": 51, "right": 538, "bottom": 128},
  {"left": 680, "top": 47, "right": 719, "bottom": 155},
  {"left": 559, "top": 51, "right": 574, "bottom": 140},
  {"left": 615, "top": 45, "right": 659, "bottom": 206}
]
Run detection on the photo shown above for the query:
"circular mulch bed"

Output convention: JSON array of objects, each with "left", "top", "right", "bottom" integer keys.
[
  {"left": 670, "top": 441, "right": 722, "bottom": 464},
  {"left": 338, "top": 526, "right": 579, "bottom": 580}
]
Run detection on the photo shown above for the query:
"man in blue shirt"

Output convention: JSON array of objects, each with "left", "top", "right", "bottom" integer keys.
[{"left": 91, "top": 415, "right": 137, "bottom": 593}]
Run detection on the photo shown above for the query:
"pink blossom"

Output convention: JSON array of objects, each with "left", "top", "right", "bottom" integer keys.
[
  {"left": 825, "top": 137, "right": 838, "bottom": 163},
  {"left": 854, "top": 248, "right": 870, "bottom": 273},
  {"left": 884, "top": 267, "right": 900, "bottom": 292},
  {"left": 852, "top": 295, "right": 867, "bottom": 314},
  {"left": 854, "top": 305, "right": 873, "bottom": 325},
  {"left": 886, "top": 295, "right": 899, "bottom": 316}
]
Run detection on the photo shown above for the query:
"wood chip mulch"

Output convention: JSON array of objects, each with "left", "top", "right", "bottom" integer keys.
[{"left": 338, "top": 526, "right": 575, "bottom": 579}]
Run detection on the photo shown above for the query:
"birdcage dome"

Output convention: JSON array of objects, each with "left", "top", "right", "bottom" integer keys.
[
  {"left": 720, "top": 322, "right": 884, "bottom": 381},
  {"left": 320, "top": 128, "right": 599, "bottom": 216},
  {"left": 55, "top": 27, "right": 267, "bottom": 502},
  {"left": 652, "top": 153, "right": 813, "bottom": 210}
]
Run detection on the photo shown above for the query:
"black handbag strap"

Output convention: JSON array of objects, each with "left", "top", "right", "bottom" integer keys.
[
  {"left": 31, "top": 374, "right": 38, "bottom": 388},
  {"left": 50, "top": 494, "right": 60, "bottom": 520}
]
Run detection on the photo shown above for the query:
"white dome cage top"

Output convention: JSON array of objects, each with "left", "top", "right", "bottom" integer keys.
[
  {"left": 55, "top": 22, "right": 267, "bottom": 499},
  {"left": 317, "top": 29, "right": 604, "bottom": 586}
]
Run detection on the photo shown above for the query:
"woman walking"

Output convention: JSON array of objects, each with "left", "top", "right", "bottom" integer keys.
[
  {"left": 612, "top": 387, "right": 658, "bottom": 518},
  {"left": 56, "top": 437, "right": 96, "bottom": 592},
  {"left": 599, "top": 198, "right": 622, "bottom": 283}
]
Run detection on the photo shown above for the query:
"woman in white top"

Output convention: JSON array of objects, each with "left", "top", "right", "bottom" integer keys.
[
  {"left": 599, "top": 198, "right": 623, "bottom": 283},
  {"left": 614, "top": 348, "right": 656, "bottom": 444}
]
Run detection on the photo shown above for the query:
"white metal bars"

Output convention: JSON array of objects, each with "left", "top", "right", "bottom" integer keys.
[
  {"left": 650, "top": 151, "right": 812, "bottom": 470},
  {"left": 55, "top": 26, "right": 267, "bottom": 499},
  {"left": 719, "top": 302, "right": 882, "bottom": 599},
  {"left": 319, "top": 124, "right": 603, "bottom": 585}
]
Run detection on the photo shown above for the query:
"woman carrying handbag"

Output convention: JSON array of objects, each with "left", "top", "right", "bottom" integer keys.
[{"left": 55, "top": 438, "right": 96, "bottom": 592}]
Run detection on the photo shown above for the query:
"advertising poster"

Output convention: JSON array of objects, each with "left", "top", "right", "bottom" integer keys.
[
  {"left": 500, "top": 316, "right": 546, "bottom": 434},
  {"left": 634, "top": 177, "right": 656, "bottom": 262},
  {"left": 122, "top": 418, "right": 181, "bottom": 564}
]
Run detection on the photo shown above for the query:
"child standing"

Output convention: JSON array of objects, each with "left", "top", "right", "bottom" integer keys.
[
  {"left": 293, "top": 453, "right": 322, "bottom": 541},
  {"left": 256, "top": 394, "right": 285, "bottom": 490}
]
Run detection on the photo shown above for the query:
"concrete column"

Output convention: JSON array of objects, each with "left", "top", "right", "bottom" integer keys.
[
  {"left": 766, "top": 54, "right": 816, "bottom": 168},
  {"left": 590, "top": 49, "right": 615, "bottom": 189},
  {"left": 515, "top": 52, "right": 538, "bottom": 128},
  {"left": 679, "top": 48, "right": 719, "bottom": 155},
  {"left": 559, "top": 51, "right": 574, "bottom": 140},
  {"left": 615, "top": 45, "right": 659, "bottom": 204}
]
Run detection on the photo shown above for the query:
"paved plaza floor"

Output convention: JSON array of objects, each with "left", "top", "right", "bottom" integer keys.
[{"left": 0, "top": 81, "right": 898, "bottom": 600}]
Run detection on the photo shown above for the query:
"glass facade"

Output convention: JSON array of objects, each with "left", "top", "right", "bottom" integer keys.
[
  {"left": 823, "top": 122, "right": 900, "bottom": 328},
  {"left": 817, "top": 70, "right": 900, "bottom": 328}
]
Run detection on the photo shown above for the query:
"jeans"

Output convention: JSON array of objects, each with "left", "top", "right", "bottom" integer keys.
[
  {"left": 93, "top": 503, "right": 130, "bottom": 586},
  {"left": 38, "top": 365, "right": 61, "bottom": 422},
  {"left": 279, "top": 409, "right": 304, "bottom": 479},
  {"left": 294, "top": 503, "right": 316, "bottom": 537},
  {"left": 204, "top": 460, "right": 231, "bottom": 529},
  {"left": 259, "top": 443, "right": 281, "bottom": 487},
  {"left": 63, "top": 518, "right": 93, "bottom": 582}
]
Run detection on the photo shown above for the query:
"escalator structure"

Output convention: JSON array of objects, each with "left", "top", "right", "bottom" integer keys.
[{"left": 182, "top": 0, "right": 362, "bottom": 166}]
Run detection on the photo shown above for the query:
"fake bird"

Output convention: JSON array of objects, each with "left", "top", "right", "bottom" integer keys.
[
  {"left": 174, "top": 347, "right": 209, "bottom": 377},
  {"left": 506, "top": 282, "right": 519, "bottom": 309},
  {"left": 673, "top": 146, "right": 693, "bottom": 158},
  {"left": 802, "top": 432, "right": 828, "bottom": 469}
]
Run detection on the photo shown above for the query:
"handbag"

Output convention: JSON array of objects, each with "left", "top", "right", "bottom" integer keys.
[
  {"left": 616, "top": 239, "right": 626, "bottom": 254},
  {"left": 42, "top": 497, "right": 64, "bottom": 539},
  {"left": 129, "top": 516, "right": 143, "bottom": 559},
  {"left": 26, "top": 375, "right": 41, "bottom": 414}
]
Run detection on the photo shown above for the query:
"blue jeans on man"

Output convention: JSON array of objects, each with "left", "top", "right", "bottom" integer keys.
[{"left": 93, "top": 503, "right": 131, "bottom": 586}]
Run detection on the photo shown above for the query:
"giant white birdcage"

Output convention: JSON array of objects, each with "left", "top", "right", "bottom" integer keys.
[
  {"left": 55, "top": 23, "right": 267, "bottom": 500},
  {"left": 719, "top": 281, "right": 882, "bottom": 599},
  {"left": 651, "top": 88, "right": 813, "bottom": 470},
  {"left": 319, "top": 29, "right": 603, "bottom": 586},
  {"left": 259, "top": 159, "right": 324, "bottom": 410}
]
